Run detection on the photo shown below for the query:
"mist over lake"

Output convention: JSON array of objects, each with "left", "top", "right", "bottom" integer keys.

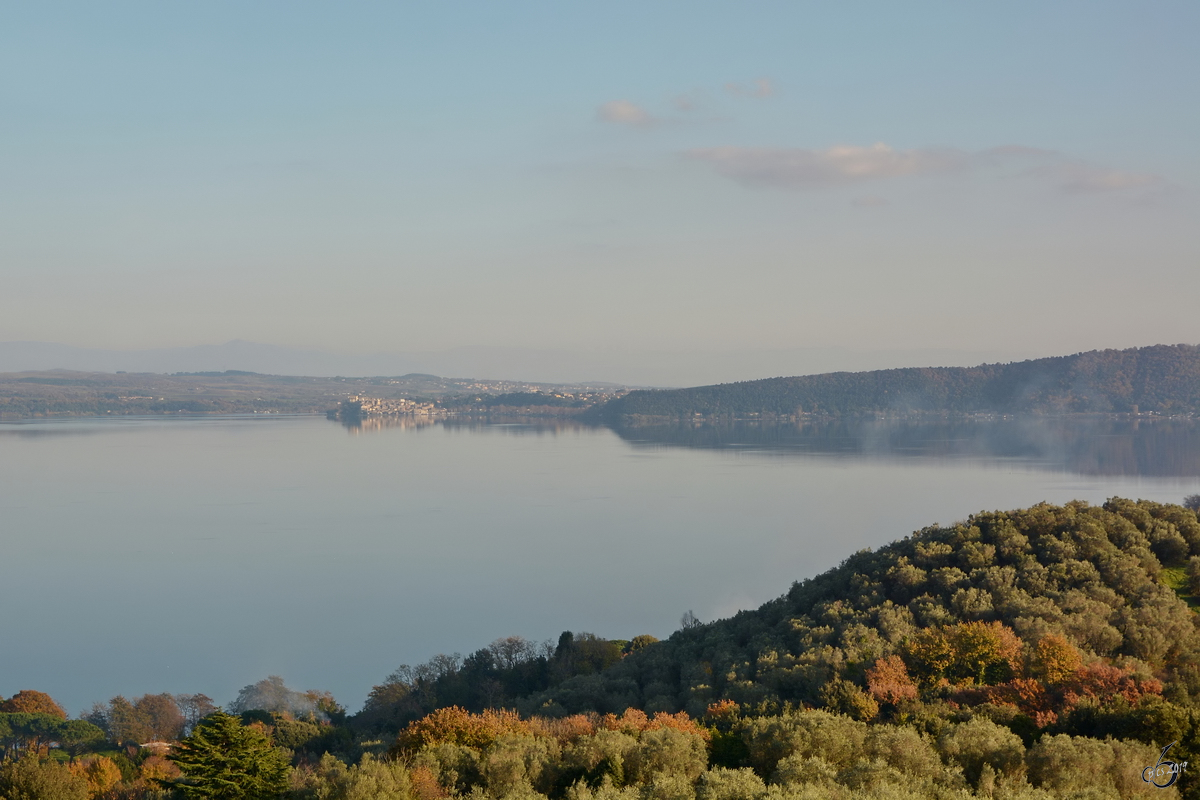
[{"left": 3, "top": 414, "right": 1198, "bottom": 715}]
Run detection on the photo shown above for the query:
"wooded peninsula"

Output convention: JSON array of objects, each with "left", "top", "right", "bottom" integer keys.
[
  {"left": 7, "top": 497, "right": 1200, "bottom": 799},
  {"left": 598, "top": 344, "right": 1200, "bottom": 422}
]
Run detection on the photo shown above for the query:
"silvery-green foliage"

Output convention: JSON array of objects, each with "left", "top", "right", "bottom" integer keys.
[
  {"left": 741, "top": 710, "right": 868, "bottom": 776},
  {"left": 481, "top": 734, "right": 559, "bottom": 797},
  {"left": 694, "top": 768, "right": 767, "bottom": 800},
  {"left": 862, "top": 724, "right": 944, "bottom": 781},
  {"left": 559, "top": 730, "right": 638, "bottom": 787},
  {"left": 769, "top": 755, "right": 838, "bottom": 788},
  {"left": 564, "top": 775, "right": 641, "bottom": 800},
  {"left": 641, "top": 773, "right": 696, "bottom": 800},
  {"left": 414, "top": 742, "right": 482, "bottom": 795},
  {"left": 936, "top": 718, "right": 1026, "bottom": 788},
  {"left": 1026, "top": 734, "right": 1173, "bottom": 799},
  {"left": 336, "top": 754, "right": 413, "bottom": 800},
  {"left": 624, "top": 728, "right": 708, "bottom": 784}
]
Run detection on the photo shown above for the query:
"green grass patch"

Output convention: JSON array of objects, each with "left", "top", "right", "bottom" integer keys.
[{"left": 1161, "top": 566, "right": 1200, "bottom": 610}]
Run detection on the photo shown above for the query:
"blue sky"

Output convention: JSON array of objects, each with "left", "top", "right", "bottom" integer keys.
[{"left": 1, "top": 2, "right": 1196, "bottom": 374}]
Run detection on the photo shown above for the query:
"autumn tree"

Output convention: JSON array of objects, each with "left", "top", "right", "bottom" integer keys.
[
  {"left": 393, "top": 707, "right": 531, "bottom": 753},
  {"left": 866, "top": 655, "right": 919, "bottom": 705},
  {"left": 0, "top": 690, "right": 67, "bottom": 719},
  {"left": 68, "top": 756, "right": 123, "bottom": 798},
  {"left": 168, "top": 711, "right": 291, "bottom": 800},
  {"left": 1030, "top": 634, "right": 1083, "bottom": 685},
  {"left": 140, "top": 754, "right": 183, "bottom": 787},
  {"left": 137, "top": 693, "right": 186, "bottom": 741},
  {"left": 905, "top": 620, "right": 1023, "bottom": 686}
]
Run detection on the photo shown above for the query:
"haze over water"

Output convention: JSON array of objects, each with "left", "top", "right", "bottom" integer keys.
[{"left": 3, "top": 414, "right": 1198, "bottom": 714}]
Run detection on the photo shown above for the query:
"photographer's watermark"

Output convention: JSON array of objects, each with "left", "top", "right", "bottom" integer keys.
[{"left": 1143, "top": 741, "right": 1188, "bottom": 789}]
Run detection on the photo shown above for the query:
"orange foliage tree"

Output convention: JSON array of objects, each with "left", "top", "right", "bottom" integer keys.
[
  {"left": 954, "top": 658, "right": 1164, "bottom": 728},
  {"left": 0, "top": 690, "right": 67, "bottom": 719},
  {"left": 528, "top": 714, "right": 596, "bottom": 743},
  {"left": 68, "top": 757, "right": 123, "bottom": 798},
  {"left": 394, "top": 707, "right": 531, "bottom": 752},
  {"left": 140, "top": 754, "right": 182, "bottom": 783},
  {"left": 1030, "top": 634, "right": 1083, "bottom": 685},
  {"left": 595, "top": 708, "right": 710, "bottom": 740},
  {"left": 866, "top": 655, "right": 919, "bottom": 705},
  {"left": 905, "top": 621, "right": 1023, "bottom": 686}
]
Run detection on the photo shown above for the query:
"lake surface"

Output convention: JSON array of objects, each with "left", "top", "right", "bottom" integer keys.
[{"left": 2, "top": 414, "right": 1199, "bottom": 715}]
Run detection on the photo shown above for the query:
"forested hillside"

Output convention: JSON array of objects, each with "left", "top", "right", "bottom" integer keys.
[
  {"left": 513, "top": 499, "right": 1200, "bottom": 722},
  {"left": 599, "top": 344, "right": 1200, "bottom": 419},
  {"left": 351, "top": 498, "right": 1200, "bottom": 798},
  {"left": 10, "top": 498, "right": 1200, "bottom": 799}
]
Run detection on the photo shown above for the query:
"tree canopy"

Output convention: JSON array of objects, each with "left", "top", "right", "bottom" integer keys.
[
  {"left": 168, "top": 711, "right": 291, "bottom": 800},
  {"left": 0, "top": 691, "right": 67, "bottom": 720}
]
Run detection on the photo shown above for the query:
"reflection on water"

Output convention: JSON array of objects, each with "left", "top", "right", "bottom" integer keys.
[
  {"left": 7, "top": 414, "right": 1199, "bottom": 478},
  {"left": 0, "top": 414, "right": 297, "bottom": 438},
  {"left": 338, "top": 414, "right": 593, "bottom": 437},
  {"left": 339, "top": 415, "right": 441, "bottom": 434},
  {"left": 609, "top": 418, "right": 1200, "bottom": 478},
  {"left": 332, "top": 414, "right": 1200, "bottom": 477}
]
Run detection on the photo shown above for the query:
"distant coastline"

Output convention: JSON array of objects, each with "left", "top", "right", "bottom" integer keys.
[{"left": 4, "top": 344, "right": 1198, "bottom": 424}]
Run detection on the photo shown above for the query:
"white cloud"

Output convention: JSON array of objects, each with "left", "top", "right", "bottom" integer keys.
[
  {"left": 596, "top": 100, "right": 655, "bottom": 127},
  {"left": 687, "top": 143, "right": 968, "bottom": 188},
  {"left": 725, "top": 78, "right": 773, "bottom": 98},
  {"left": 1046, "top": 163, "right": 1164, "bottom": 194},
  {"left": 686, "top": 142, "right": 1171, "bottom": 198}
]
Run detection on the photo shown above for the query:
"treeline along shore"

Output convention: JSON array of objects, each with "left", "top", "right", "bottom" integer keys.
[
  {"left": 596, "top": 344, "right": 1200, "bottom": 422},
  {"left": 3, "top": 344, "right": 1198, "bottom": 424},
  {"left": 8, "top": 497, "right": 1200, "bottom": 799},
  {"left": 0, "top": 371, "right": 624, "bottom": 420}
]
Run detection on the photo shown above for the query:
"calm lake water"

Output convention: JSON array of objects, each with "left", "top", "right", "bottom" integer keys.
[{"left": 2, "top": 414, "right": 1199, "bottom": 714}]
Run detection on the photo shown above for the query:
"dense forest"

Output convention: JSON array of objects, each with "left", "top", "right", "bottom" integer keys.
[
  {"left": 8, "top": 497, "right": 1200, "bottom": 798},
  {"left": 597, "top": 345, "right": 1200, "bottom": 420}
]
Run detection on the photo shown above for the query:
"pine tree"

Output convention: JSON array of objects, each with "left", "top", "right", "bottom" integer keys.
[{"left": 168, "top": 711, "right": 290, "bottom": 800}]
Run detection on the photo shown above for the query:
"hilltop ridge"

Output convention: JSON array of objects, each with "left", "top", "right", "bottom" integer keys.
[{"left": 599, "top": 344, "right": 1200, "bottom": 420}]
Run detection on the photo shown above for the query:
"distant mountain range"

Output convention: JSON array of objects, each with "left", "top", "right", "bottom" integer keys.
[
  {"left": 600, "top": 344, "right": 1200, "bottom": 418},
  {"left": 0, "top": 340, "right": 1028, "bottom": 387}
]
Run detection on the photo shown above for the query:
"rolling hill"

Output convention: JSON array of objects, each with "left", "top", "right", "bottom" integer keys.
[{"left": 598, "top": 344, "right": 1200, "bottom": 420}]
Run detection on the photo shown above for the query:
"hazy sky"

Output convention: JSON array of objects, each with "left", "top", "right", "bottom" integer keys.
[{"left": 2, "top": 2, "right": 1196, "bottom": 364}]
